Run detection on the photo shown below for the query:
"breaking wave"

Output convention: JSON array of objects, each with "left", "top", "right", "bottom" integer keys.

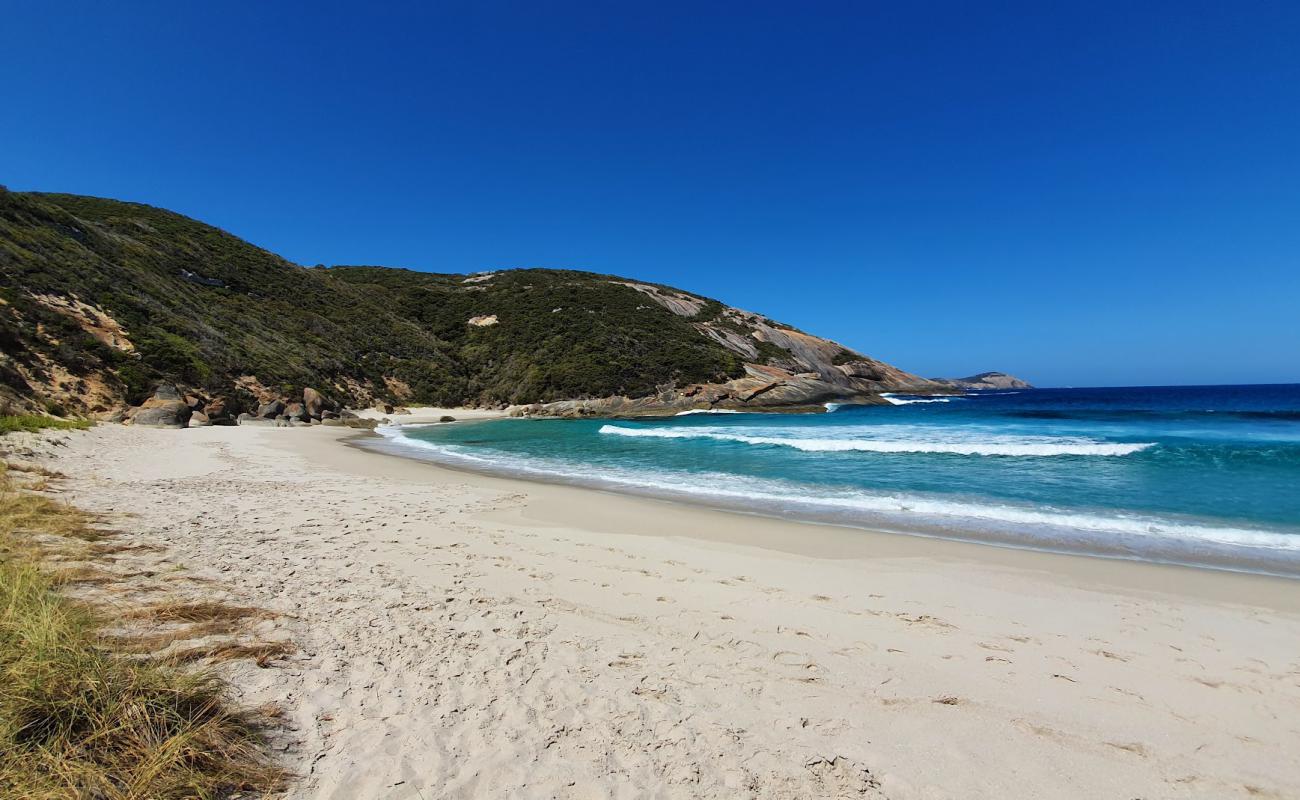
[
  {"left": 368, "top": 425, "right": 1300, "bottom": 572},
  {"left": 598, "top": 424, "right": 1154, "bottom": 457},
  {"left": 880, "top": 393, "right": 959, "bottom": 405}
]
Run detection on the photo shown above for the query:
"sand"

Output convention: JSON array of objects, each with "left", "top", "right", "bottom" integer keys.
[{"left": 24, "top": 416, "right": 1300, "bottom": 799}]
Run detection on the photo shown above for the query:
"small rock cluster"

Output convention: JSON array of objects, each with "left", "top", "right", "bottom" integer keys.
[{"left": 122, "top": 385, "right": 376, "bottom": 430}]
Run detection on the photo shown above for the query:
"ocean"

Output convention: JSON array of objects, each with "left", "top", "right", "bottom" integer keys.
[{"left": 368, "top": 384, "right": 1300, "bottom": 576}]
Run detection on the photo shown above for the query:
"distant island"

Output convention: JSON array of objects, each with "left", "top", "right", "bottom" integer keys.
[
  {"left": 934, "top": 372, "right": 1034, "bottom": 391},
  {"left": 0, "top": 190, "right": 1018, "bottom": 421}
]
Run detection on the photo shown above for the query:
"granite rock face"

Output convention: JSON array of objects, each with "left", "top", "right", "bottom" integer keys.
[
  {"left": 934, "top": 372, "right": 1033, "bottom": 391},
  {"left": 508, "top": 363, "right": 929, "bottom": 418}
]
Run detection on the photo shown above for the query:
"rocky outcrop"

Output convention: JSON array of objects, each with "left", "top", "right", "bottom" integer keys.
[
  {"left": 934, "top": 372, "right": 1033, "bottom": 391},
  {"left": 130, "top": 385, "right": 193, "bottom": 428},
  {"left": 507, "top": 363, "right": 924, "bottom": 417}
]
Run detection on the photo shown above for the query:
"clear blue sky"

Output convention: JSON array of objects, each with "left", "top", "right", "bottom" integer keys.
[{"left": 5, "top": 2, "right": 1298, "bottom": 387}]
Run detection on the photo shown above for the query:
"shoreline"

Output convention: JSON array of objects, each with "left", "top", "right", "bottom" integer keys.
[
  {"left": 28, "top": 419, "right": 1300, "bottom": 798},
  {"left": 363, "top": 417, "right": 1300, "bottom": 588}
]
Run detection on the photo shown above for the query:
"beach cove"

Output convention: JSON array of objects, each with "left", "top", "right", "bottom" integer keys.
[{"left": 24, "top": 414, "right": 1300, "bottom": 799}]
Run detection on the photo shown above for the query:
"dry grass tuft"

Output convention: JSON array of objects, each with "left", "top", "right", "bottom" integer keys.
[
  {"left": 51, "top": 565, "right": 123, "bottom": 585},
  {"left": 101, "top": 620, "right": 248, "bottom": 654},
  {"left": 165, "top": 641, "right": 296, "bottom": 668},
  {"left": 120, "top": 601, "right": 276, "bottom": 624},
  {"left": 90, "top": 541, "right": 163, "bottom": 556},
  {"left": 1, "top": 464, "right": 286, "bottom": 798},
  {"left": 2, "top": 462, "right": 66, "bottom": 479}
]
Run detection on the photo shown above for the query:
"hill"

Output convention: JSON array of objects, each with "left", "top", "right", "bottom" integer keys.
[{"left": 0, "top": 189, "right": 937, "bottom": 419}]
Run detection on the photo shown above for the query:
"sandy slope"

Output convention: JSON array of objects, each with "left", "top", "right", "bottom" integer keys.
[{"left": 28, "top": 421, "right": 1300, "bottom": 799}]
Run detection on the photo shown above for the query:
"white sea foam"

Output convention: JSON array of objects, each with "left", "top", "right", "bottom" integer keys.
[
  {"left": 674, "top": 408, "right": 743, "bottom": 415},
  {"left": 824, "top": 402, "right": 843, "bottom": 412},
  {"left": 880, "top": 393, "right": 958, "bottom": 405},
  {"left": 370, "top": 425, "right": 1300, "bottom": 559},
  {"left": 598, "top": 424, "right": 1154, "bottom": 457}
]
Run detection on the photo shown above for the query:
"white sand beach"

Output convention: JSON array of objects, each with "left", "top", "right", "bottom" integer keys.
[{"left": 26, "top": 419, "right": 1300, "bottom": 799}]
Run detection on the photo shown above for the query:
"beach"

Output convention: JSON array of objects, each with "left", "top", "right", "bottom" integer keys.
[{"left": 26, "top": 417, "right": 1300, "bottom": 799}]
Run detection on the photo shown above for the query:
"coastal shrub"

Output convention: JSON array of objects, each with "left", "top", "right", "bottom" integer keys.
[
  {"left": 0, "top": 467, "right": 284, "bottom": 798},
  {"left": 0, "top": 416, "right": 91, "bottom": 435}
]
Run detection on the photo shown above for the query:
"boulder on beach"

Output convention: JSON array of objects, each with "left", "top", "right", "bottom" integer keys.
[
  {"left": 303, "top": 387, "right": 326, "bottom": 419},
  {"left": 257, "top": 399, "right": 285, "bottom": 419},
  {"left": 439, "top": 415, "right": 456, "bottom": 423},
  {"left": 284, "top": 402, "right": 311, "bottom": 423},
  {"left": 188, "top": 410, "right": 212, "bottom": 427},
  {"left": 104, "top": 406, "right": 129, "bottom": 424},
  {"left": 203, "top": 397, "right": 230, "bottom": 422},
  {"left": 131, "top": 385, "right": 193, "bottom": 428}
]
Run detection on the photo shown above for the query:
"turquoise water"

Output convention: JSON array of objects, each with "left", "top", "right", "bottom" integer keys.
[{"left": 371, "top": 385, "right": 1300, "bottom": 576}]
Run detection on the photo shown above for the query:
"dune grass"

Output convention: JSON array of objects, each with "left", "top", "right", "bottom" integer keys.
[
  {"left": 0, "top": 465, "right": 285, "bottom": 799},
  {"left": 0, "top": 415, "right": 93, "bottom": 436}
]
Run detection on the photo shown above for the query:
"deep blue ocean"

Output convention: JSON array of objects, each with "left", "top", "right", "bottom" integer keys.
[{"left": 372, "top": 385, "right": 1300, "bottom": 576}]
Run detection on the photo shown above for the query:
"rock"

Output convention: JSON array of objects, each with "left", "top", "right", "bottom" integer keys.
[
  {"left": 257, "top": 399, "right": 285, "bottom": 419},
  {"left": 132, "top": 401, "right": 191, "bottom": 428},
  {"left": 321, "top": 418, "right": 345, "bottom": 426},
  {"left": 284, "top": 402, "right": 311, "bottom": 423},
  {"left": 391, "top": 406, "right": 410, "bottom": 415},
  {"left": 321, "top": 410, "right": 340, "bottom": 420},
  {"left": 381, "top": 403, "right": 395, "bottom": 414},
  {"left": 150, "top": 384, "right": 182, "bottom": 403},
  {"left": 439, "top": 415, "right": 456, "bottom": 423},
  {"left": 303, "top": 387, "right": 325, "bottom": 419},
  {"left": 203, "top": 397, "right": 230, "bottom": 421},
  {"left": 189, "top": 410, "right": 212, "bottom": 427},
  {"left": 104, "top": 407, "right": 129, "bottom": 424},
  {"left": 340, "top": 410, "right": 359, "bottom": 420},
  {"left": 237, "top": 413, "right": 272, "bottom": 426},
  {"left": 184, "top": 394, "right": 206, "bottom": 411},
  {"left": 131, "top": 386, "right": 193, "bottom": 428},
  {"left": 274, "top": 415, "right": 291, "bottom": 428}
]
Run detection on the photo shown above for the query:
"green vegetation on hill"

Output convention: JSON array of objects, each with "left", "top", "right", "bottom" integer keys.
[
  {"left": 0, "top": 192, "right": 747, "bottom": 411},
  {"left": 329, "top": 267, "right": 743, "bottom": 402}
]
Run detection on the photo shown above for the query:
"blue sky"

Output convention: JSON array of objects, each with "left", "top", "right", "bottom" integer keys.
[{"left": 5, "top": 2, "right": 1298, "bottom": 386}]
